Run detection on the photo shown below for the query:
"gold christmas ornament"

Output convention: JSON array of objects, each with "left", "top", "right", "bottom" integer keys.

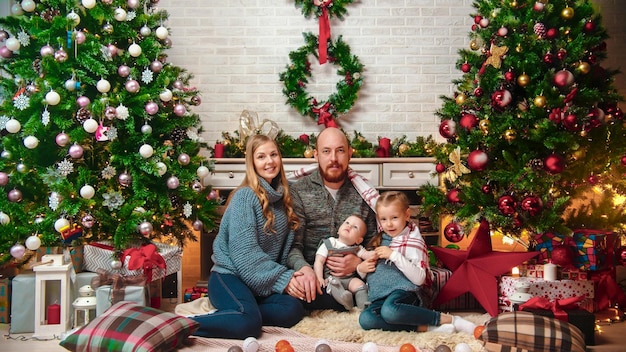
[
  {"left": 469, "top": 39, "right": 480, "bottom": 51},
  {"left": 398, "top": 143, "right": 409, "bottom": 155},
  {"left": 548, "top": 187, "right": 561, "bottom": 198},
  {"left": 533, "top": 95, "right": 547, "bottom": 108},
  {"left": 503, "top": 128, "right": 517, "bottom": 142},
  {"left": 517, "top": 73, "right": 530, "bottom": 87},
  {"left": 571, "top": 148, "right": 586, "bottom": 160},
  {"left": 303, "top": 147, "right": 314, "bottom": 158},
  {"left": 561, "top": 7, "right": 575, "bottom": 20},
  {"left": 479, "top": 119, "right": 490, "bottom": 134},
  {"left": 577, "top": 61, "right": 590, "bottom": 74},
  {"left": 455, "top": 93, "right": 467, "bottom": 105},
  {"left": 515, "top": 44, "right": 522, "bottom": 53},
  {"left": 510, "top": 1, "right": 518, "bottom": 8}
]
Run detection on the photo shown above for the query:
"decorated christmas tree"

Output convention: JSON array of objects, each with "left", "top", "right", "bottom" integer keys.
[
  {"left": 0, "top": 0, "right": 219, "bottom": 266},
  {"left": 419, "top": 0, "right": 625, "bottom": 241}
]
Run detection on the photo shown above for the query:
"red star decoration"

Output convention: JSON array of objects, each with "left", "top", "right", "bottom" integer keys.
[{"left": 430, "top": 219, "right": 538, "bottom": 316}]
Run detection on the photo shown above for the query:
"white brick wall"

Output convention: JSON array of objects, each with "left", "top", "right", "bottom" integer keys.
[{"left": 159, "top": 0, "right": 626, "bottom": 145}]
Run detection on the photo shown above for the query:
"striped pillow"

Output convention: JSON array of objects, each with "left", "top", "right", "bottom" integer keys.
[
  {"left": 478, "top": 311, "right": 586, "bottom": 352},
  {"left": 60, "top": 301, "right": 199, "bottom": 352}
]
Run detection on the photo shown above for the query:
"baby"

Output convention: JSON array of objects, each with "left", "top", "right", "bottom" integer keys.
[{"left": 314, "top": 215, "right": 376, "bottom": 309}]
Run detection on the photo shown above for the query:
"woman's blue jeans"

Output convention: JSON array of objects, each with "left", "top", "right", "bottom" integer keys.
[
  {"left": 359, "top": 289, "right": 440, "bottom": 331},
  {"left": 191, "top": 272, "right": 305, "bottom": 339}
]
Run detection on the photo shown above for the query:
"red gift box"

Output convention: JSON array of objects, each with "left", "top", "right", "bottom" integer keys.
[
  {"left": 498, "top": 276, "right": 595, "bottom": 313},
  {"left": 184, "top": 286, "right": 208, "bottom": 302},
  {"left": 572, "top": 230, "right": 617, "bottom": 271},
  {"left": 560, "top": 267, "right": 589, "bottom": 281}
]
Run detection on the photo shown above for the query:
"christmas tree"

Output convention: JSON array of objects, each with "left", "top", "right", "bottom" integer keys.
[
  {"left": 0, "top": 0, "right": 219, "bottom": 266},
  {"left": 419, "top": 0, "right": 625, "bottom": 241}
]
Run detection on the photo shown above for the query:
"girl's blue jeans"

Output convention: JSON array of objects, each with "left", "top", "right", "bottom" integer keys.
[{"left": 359, "top": 289, "right": 440, "bottom": 331}]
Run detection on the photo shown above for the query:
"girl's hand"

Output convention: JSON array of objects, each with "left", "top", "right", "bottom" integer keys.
[{"left": 374, "top": 246, "right": 393, "bottom": 259}]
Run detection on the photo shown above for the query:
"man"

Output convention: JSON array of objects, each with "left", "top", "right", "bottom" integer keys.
[{"left": 287, "top": 127, "right": 378, "bottom": 310}]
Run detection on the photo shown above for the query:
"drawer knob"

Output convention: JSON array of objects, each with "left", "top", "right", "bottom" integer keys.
[
  {"left": 228, "top": 171, "right": 234, "bottom": 179},
  {"left": 408, "top": 171, "right": 414, "bottom": 178}
]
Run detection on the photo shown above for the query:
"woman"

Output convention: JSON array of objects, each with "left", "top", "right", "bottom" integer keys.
[{"left": 192, "top": 134, "right": 304, "bottom": 339}]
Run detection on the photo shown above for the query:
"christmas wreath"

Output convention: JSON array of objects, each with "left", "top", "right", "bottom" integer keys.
[
  {"left": 294, "top": 0, "right": 354, "bottom": 20},
  {"left": 279, "top": 32, "right": 364, "bottom": 126}
]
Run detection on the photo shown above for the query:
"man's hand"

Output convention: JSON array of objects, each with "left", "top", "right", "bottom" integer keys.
[
  {"left": 291, "top": 266, "right": 322, "bottom": 303},
  {"left": 326, "top": 253, "right": 361, "bottom": 277}
]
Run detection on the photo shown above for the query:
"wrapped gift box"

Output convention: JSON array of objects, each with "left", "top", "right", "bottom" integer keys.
[
  {"left": 519, "top": 264, "right": 544, "bottom": 278},
  {"left": 95, "top": 284, "right": 148, "bottom": 316},
  {"left": 184, "top": 286, "right": 208, "bottom": 303},
  {"left": 10, "top": 273, "right": 35, "bottom": 333},
  {"left": 499, "top": 276, "right": 595, "bottom": 313},
  {"left": 520, "top": 308, "right": 595, "bottom": 345},
  {"left": 572, "top": 230, "right": 616, "bottom": 271},
  {"left": 0, "top": 278, "right": 9, "bottom": 323},
  {"left": 560, "top": 267, "right": 589, "bottom": 281},
  {"left": 84, "top": 241, "right": 181, "bottom": 282},
  {"left": 533, "top": 232, "right": 574, "bottom": 264}
]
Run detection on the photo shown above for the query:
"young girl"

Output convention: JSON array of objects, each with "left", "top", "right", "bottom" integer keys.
[{"left": 358, "top": 191, "right": 476, "bottom": 334}]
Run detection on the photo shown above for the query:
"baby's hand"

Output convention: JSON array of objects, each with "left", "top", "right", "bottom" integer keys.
[{"left": 358, "top": 257, "right": 377, "bottom": 274}]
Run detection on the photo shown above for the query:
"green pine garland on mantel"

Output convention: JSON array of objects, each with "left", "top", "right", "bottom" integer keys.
[
  {"left": 294, "top": 0, "right": 355, "bottom": 20},
  {"left": 279, "top": 32, "right": 364, "bottom": 126}
]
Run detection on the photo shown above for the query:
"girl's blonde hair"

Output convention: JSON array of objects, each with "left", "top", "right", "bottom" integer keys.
[
  {"left": 228, "top": 134, "right": 300, "bottom": 233},
  {"left": 367, "top": 191, "right": 411, "bottom": 248}
]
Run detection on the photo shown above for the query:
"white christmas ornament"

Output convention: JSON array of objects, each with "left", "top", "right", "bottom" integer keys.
[
  {"left": 454, "top": 343, "right": 473, "bottom": 352},
  {"left": 25, "top": 235, "right": 41, "bottom": 250},
  {"left": 5, "top": 119, "right": 21, "bottom": 133},
  {"left": 140, "top": 25, "right": 151, "bottom": 36},
  {"left": 81, "top": 0, "right": 96, "bottom": 9},
  {"left": 0, "top": 212, "right": 10, "bottom": 225},
  {"left": 21, "top": 0, "right": 36, "bottom": 12},
  {"left": 139, "top": 144, "right": 154, "bottom": 158},
  {"left": 197, "top": 165, "right": 210, "bottom": 178},
  {"left": 80, "top": 185, "right": 96, "bottom": 199},
  {"left": 23, "top": 135, "right": 39, "bottom": 149},
  {"left": 155, "top": 26, "right": 169, "bottom": 40},
  {"left": 5, "top": 37, "right": 20, "bottom": 52},
  {"left": 97, "top": 78, "right": 111, "bottom": 93},
  {"left": 159, "top": 88, "right": 173, "bottom": 102},
  {"left": 128, "top": 43, "right": 142, "bottom": 57},
  {"left": 65, "top": 78, "right": 78, "bottom": 91},
  {"left": 54, "top": 218, "right": 70, "bottom": 232},
  {"left": 83, "top": 118, "right": 99, "bottom": 133},
  {"left": 45, "top": 90, "right": 61, "bottom": 105},
  {"left": 362, "top": 342, "right": 378, "bottom": 352},
  {"left": 156, "top": 162, "right": 167, "bottom": 176},
  {"left": 114, "top": 8, "right": 127, "bottom": 21},
  {"left": 67, "top": 11, "right": 80, "bottom": 26},
  {"left": 11, "top": 4, "right": 23, "bottom": 16},
  {"left": 242, "top": 337, "right": 259, "bottom": 352}
]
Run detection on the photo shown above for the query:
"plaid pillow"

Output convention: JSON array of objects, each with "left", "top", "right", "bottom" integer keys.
[
  {"left": 478, "top": 311, "right": 586, "bottom": 352},
  {"left": 60, "top": 301, "right": 199, "bottom": 352}
]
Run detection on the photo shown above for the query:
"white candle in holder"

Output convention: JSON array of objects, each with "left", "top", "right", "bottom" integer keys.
[{"left": 544, "top": 262, "right": 557, "bottom": 281}]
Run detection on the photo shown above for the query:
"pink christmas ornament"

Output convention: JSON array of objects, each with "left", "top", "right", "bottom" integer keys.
[
  {"left": 104, "top": 106, "right": 117, "bottom": 119},
  {"left": 56, "top": 132, "right": 70, "bottom": 146},
  {"left": 173, "top": 80, "right": 184, "bottom": 90},
  {"left": 150, "top": 60, "right": 163, "bottom": 72},
  {"left": 75, "top": 31, "right": 86, "bottom": 44},
  {"left": 167, "top": 176, "right": 180, "bottom": 189},
  {"left": 118, "top": 65, "right": 131, "bottom": 77},
  {"left": 0, "top": 172, "right": 8, "bottom": 186},
  {"left": 125, "top": 79, "right": 140, "bottom": 93},
  {"left": 77, "top": 95, "right": 91, "bottom": 107},
  {"left": 173, "top": 104, "right": 186, "bottom": 116},
  {"left": 69, "top": 144, "right": 85, "bottom": 158},
  {"left": 0, "top": 46, "right": 12, "bottom": 58},
  {"left": 10, "top": 244, "right": 26, "bottom": 259},
  {"left": 107, "top": 44, "right": 118, "bottom": 57},
  {"left": 145, "top": 101, "right": 159, "bottom": 115},
  {"left": 8, "top": 189, "right": 23, "bottom": 202}
]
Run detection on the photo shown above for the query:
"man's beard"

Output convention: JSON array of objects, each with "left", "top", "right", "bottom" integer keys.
[{"left": 319, "top": 163, "right": 347, "bottom": 183}]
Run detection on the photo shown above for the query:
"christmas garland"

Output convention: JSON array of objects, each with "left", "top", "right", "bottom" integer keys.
[
  {"left": 294, "top": 0, "right": 354, "bottom": 20},
  {"left": 279, "top": 32, "right": 364, "bottom": 126}
]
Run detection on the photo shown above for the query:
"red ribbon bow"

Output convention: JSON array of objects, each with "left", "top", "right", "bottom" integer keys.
[
  {"left": 123, "top": 244, "right": 166, "bottom": 283},
  {"left": 519, "top": 295, "right": 586, "bottom": 322},
  {"left": 591, "top": 270, "right": 626, "bottom": 311},
  {"left": 312, "top": 102, "right": 337, "bottom": 127},
  {"left": 314, "top": 0, "right": 332, "bottom": 64}
]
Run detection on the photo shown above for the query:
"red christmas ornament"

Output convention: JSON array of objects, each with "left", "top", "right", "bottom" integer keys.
[
  {"left": 435, "top": 163, "right": 446, "bottom": 173},
  {"left": 553, "top": 69, "right": 574, "bottom": 88},
  {"left": 556, "top": 49, "right": 567, "bottom": 61},
  {"left": 461, "top": 62, "right": 471, "bottom": 73},
  {"left": 467, "top": 150, "right": 489, "bottom": 171},
  {"left": 439, "top": 119, "right": 457, "bottom": 139},
  {"left": 587, "top": 174, "right": 599, "bottom": 185},
  {"left": 481, "top": 184, "right": 492, "bottom": 194},
  {"left": 562, "top": 113, "right": 578, "bottom": 131},
  {"left": 620, "top": 155, "right": 626, "bottom": 166},
  {"left": 474, "top": 15, "right": 482, "bottom": 24},
  {"left": 545, "top": 28, "right": 558, "bottom": 39},
  {"left": 473, "top": 87, "right": 484, "bottom": 97},
  {"left": 460, "top": 113, "right": 479, "bottom": 131},
  {"left": 443, "top": 221, "right": 464, "bottom": 243},
  {"left": 583, "top": 20, "right": 596, "bottom": 33},
  {"left": 544, "top": 154, "right": 565, "bottom": 174},
  {"left": 543, "top": 52, "right": 554, "bottom": 64},
  {"left": 497, "top": 195, "right": 516, "bottom": 216},
  {"left": 504, "top": 70, "right": 515, "bottom": 82},
  {"left": 520, "top": 196, "right": 543, "bottom": 216},
  {"left": 550, "top": 245, "right": 574, "bottom": 268},
  {"left": 491, "top": 89, "right": 512, "bottom": 110},
  {"left": 447, "top": 188, "right": 461, "bottom": 203}
]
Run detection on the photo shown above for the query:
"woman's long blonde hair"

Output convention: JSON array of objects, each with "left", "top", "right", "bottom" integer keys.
[{"left": 228, "top": 134, "right": 300, "bottom": 233}]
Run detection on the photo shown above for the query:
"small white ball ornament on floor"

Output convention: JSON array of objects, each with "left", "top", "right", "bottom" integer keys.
[
  {"left": 362, "top": 342, "right": 378, "bottom": 352},
  {"left": 454, "top": 342, "right": 472, "bottom": 352},
  {"left": 315, "top": 339, "right": 333, "bottom": 352},
  {"left": 242, "top": 337, "right": 259, "bottom": 352},
  {"left": 227, "top": 347, "right": 243, "bottom": 352}
]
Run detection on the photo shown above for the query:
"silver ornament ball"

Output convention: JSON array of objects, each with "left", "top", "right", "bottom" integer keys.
[{"left": 110, "top": 259, "right": 122, "bottom": 270}]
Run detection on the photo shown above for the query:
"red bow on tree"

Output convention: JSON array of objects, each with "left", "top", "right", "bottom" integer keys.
[
  {"left": 312, "top": 102, "right": 337, "bottom": 127},
  {"left": 314, "top": 0, "right": 332, "bottom": 64},
  {"left": 123, "top": 244, "right": 166, "bottom": 283},
  {"left": 519, "top": 295, "right": 586, "bottom": 322}
]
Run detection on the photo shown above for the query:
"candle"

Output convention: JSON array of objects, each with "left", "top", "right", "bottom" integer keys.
[
  {"left": 213, "top": 143, "right": 224, "bottom": 158},
  {"left": 511, "top": 266, "right": 520, "bottom": 278},
  {"left": 544, "top": 262, "right": 557, "bottom": 281},
  {"left": 379, "top": 137, "right": 391, "bottom": 157},
  {"left": 47, "top": 303, "right": 60, "bottom": 325}
]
